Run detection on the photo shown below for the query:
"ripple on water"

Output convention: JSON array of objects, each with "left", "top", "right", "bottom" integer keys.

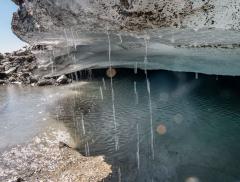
[{"left": 51, "top": 72, "right": 240, "bottom": 182}]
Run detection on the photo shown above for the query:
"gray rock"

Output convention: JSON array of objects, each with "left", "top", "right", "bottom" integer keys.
[
  {"left": 9, "top": 76, "right": 17, "bottom": 82},
  {"left": 0, "top": 72, "right": 7, "bottom": 79},
  {"left": 37, "top": 79, "right": 55, "bottom": 86},
  {"left": 0, "top": 65, "right": 5, "bottom": 72},
  {"left": 29, "top": 76, "right": 38, "bottom": 83},
  {"left": 2, "top": 61, "right": 11, "bottom": 67},
  {"left": 0, "top": 53, "right": 4, "bottom": 60},
  {"left": 21, "top": 72, "right": 31, "bottom": 77},
  {"left": 5, "top": 67, "right": 17, "bottom": 75},
  {"left": 56, "top": 75, "right": 68, "bottom": 84},
  {"left": 0, "top": 80, "right": 8, "bottom": 85},
  {"left": 16, "top": 177, "right": 24, "bottom": 182},
  {"left": 59, "top": 141, "right": 71, "bottom": 149}
]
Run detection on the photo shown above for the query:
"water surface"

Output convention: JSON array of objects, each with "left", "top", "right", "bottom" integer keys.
[{"left": 51, "top": 70, "right": 240, "bottom": 182}]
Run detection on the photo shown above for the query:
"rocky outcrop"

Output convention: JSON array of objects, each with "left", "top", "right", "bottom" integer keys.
[
  {"left": 0, "top": 48, "right": 37, "bottom": 85},
  {"left": 0, "top": 48, "right": 72, "bottom": 86},
  {"left": 0, "top": 128, "right": 111, "bottom": 182},
  {"left": 11, "top": 0, "right": 240, "bottom": 43}
]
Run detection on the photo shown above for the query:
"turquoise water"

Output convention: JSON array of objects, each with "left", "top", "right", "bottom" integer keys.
[{"left": 53, "top": 70, "right": 240, "bottom": 182}]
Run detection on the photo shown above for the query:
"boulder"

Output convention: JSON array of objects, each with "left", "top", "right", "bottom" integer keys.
[
  {"left": 37, "top": 79, "right": 55, "bottom": 86},
  {"left": 56, "top": 75, "right": 68, "bottom": 84}
]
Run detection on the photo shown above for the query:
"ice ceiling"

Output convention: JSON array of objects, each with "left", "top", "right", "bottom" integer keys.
[{"left": 11, "top": 0, "right": 240, "bottom": 76}]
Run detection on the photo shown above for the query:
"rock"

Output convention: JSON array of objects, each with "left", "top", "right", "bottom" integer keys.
[
  {"left": 16, "top": 177, "right": 24, "bottom": 182},
  {"left": 2, "top": 61, "right": 11, "bottom": 67},
  {"left": 37, "top": 79, "right": 55, "bottom": 86},
  {"left": 0, "top": 80, "right": 8, "bottom": 85},
  {"left": 12, "top": 0, "right": 24, "bottom": 6},
  {"left": 21, "top": 72, "right": 31, "bottom": 77},
  {"left": 0, "top": 72, "right": 7, "bottom": 79},
  {"left": 9, "top": 76, "right": 17, "bottom": 82},
  {"left": 0, "top": 65, "right": 5, "bottom": 72},
  {"left": 59, "top": 141, "right": 71, "bottom": 149},
  {"left": 56, "top": 75, "right": 68, "bottom": 85},
  {"left": 0, "top": 53, "right": 4, "bottom": 60},
  {"left": 12, "top": 81, "right": 22, "bottom": 85},
  {"left": 5, "top": 67, "right": 17, "bottom": 75},
  {"left": 28, "top": 63, "right": 37, "bottom": 70},
  {"left": 13, "top": 49, "right": 29, "bottom": 57},
  {"left": 29, "top": 76, "right": 39, "bottom": 83}
]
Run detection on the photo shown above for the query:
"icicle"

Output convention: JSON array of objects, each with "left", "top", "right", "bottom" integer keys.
[
  {"left": 144, "top": 36, "right": 154, "bottom": 160},
  {"left": 88, "top": 69, "right": 92, "bottom": 80},
  {"left": 134, "top": 81, "right": 138, "bottom": 104},
  {"left": 100, "top": 86, "right": 104, "bottom": 100},
  {"left": 75, "top": 72, "right": 79, "bottom": 81},
  {"left": 81, "top": 113, "right": 86, "bottom": 135},
  {"left": 195, "top": 72, "right": 198, "bottom": 79},
  {"left": 71, "top": 28, "right": 77, "bottom": 51},
  {"left": 102, "top": 77, "right": 107, "bottom": 90},
  {"left": 107, "top": 30, "right": 118, "bottom": 151},
  {"left": 137, "top": 123, "right": 140, "bottom": 170},
  {"left": 134, "top": 62, "right": 138, "bottom": 74},
  {"left": 118, "top": 167, "right": 122, "bottom": 182},
  {"left": 118, "top": 34, "right": 123, "bottom": 44},
  {"left": 64, "top": 29, "right": 70, "bottom": 55}
]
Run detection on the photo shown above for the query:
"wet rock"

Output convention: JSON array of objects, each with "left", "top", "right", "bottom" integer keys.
[
  {"left": 37, "top": 78, "right": 55, "bottom": 86},
  {"left": 56, "top": 75, "right": 68, "bottom": 85}
]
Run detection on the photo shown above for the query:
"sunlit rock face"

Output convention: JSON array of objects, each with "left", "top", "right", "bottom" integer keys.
[{"left": 11, "top": 0, "right": 240, "bottom": 76}]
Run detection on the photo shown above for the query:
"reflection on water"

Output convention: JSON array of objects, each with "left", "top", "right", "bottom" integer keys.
[
  {"left": 0, "top": 86, "right": 54, "bottom": 151},
  {"left": 0, "top": 83, "right": 87, "bottom": 151},
  {"left": 51, "top": 70, "right": 240, "bottom": 182}
]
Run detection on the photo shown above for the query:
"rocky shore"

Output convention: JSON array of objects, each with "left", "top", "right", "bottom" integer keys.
[
  {"left": 0, "top": 127, "right": 111, "bottom": 182},
  {"left": 0, "top": 48, "right": 71, "bottom": 86}
]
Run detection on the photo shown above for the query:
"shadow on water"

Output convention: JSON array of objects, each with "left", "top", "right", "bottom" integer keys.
[{"left": 50, "top": 68, "right": 240, "bottom": 182}]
